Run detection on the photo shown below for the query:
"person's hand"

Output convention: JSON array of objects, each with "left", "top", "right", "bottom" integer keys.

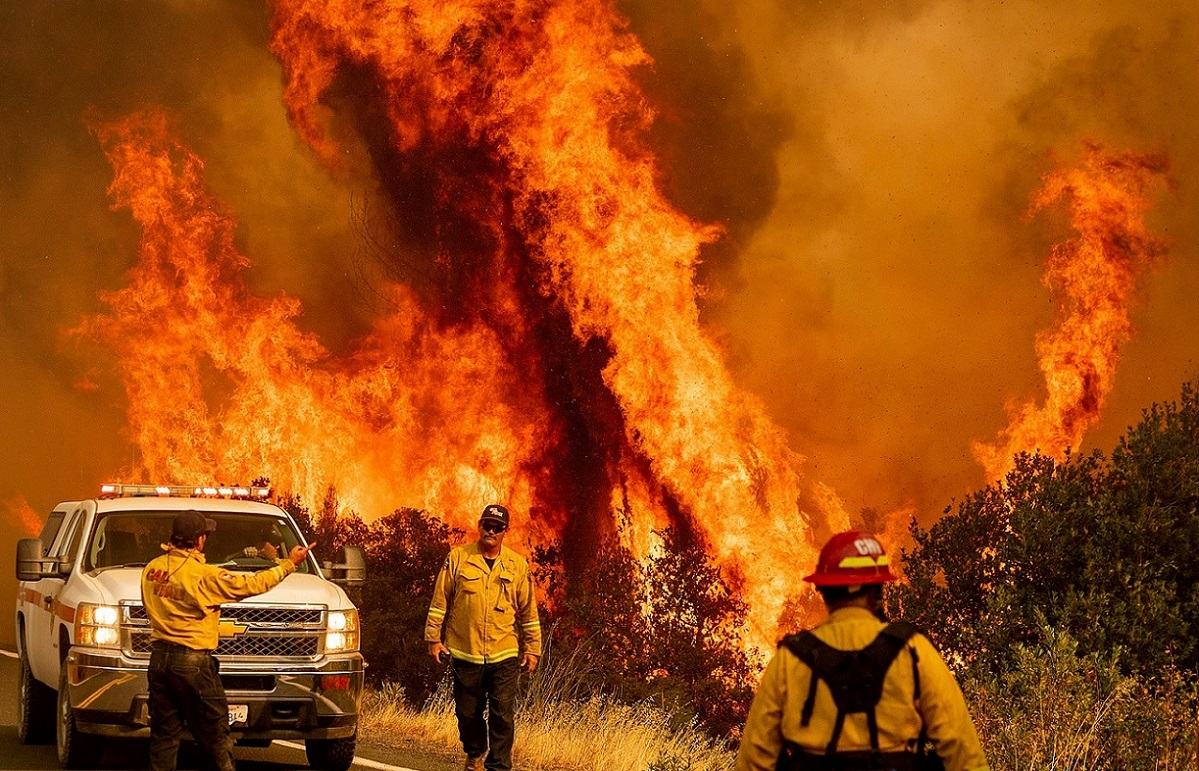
[
  {"left": 260, "top": 541, "right": 279, "bottom": 560},
  {"left": 288, "top": 541, "right": 316, "bottom": 567},
  {"left": 429, "top": 642, "right": 450, "bottom": 664},
  {"left": 520, "top": 653, "right": 539, "bottom": 673}
]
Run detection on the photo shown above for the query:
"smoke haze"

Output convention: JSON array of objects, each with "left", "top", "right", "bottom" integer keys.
[{"left": 2, "top": 1, "right": 1197, "bottom": 642}]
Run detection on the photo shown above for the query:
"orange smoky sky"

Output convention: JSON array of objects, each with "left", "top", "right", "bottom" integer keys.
[{"left": 1, "top": 1, "right": 1198, "bottom": 642}]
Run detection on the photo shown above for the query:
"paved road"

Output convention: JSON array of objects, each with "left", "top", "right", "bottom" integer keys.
[{"left": 0, "top": 651, "right": 459, "bottom": 771}]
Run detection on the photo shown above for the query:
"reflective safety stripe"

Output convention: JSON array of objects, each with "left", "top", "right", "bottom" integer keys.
[
  {"left": 449, "top": 647, "right": 486, "bottom": 663},
  {"left": 427, "top": 607, "right": 445, "bottom": 618},
  {"left": 448, "top": 646, "right": 520, "bottom": 664},
  {"left": 488, "top": 648, "right": 520, "bottom": 662},
  {"left": 837, "top": 555, "right": 890, "bottom": 568},
  {"left": 520, "top": 621, "right": 540, "bottom": 629}
]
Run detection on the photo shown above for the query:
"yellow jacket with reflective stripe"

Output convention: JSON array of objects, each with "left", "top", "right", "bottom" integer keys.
[
  {"left": 140, "top": 545, "right": 295, "bottom": 651},
  {"left": 735, "top": 607, "right": 988, "bottom": 771},
  {"left": 424, "top": 542, "right": 541, "bottom": 664}
]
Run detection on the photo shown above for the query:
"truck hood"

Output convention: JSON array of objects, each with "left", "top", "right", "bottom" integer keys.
[{"left": 88, "top": 568, "right": 352, "bottom": 611}]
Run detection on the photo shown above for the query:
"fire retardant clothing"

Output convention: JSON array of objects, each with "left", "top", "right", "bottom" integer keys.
[
  {"left": 735, "top": 607, "right": 988, "bottom": 771},
  {"left": 141, "top": 544, "right": 296, "bottom": 650},
  {"left": 426, "top": 542, "right": 541, "bottom": 771},
  {"left": 147, "top": 644, "right": 234, "bottom": 771},
  {"left": 424, "top": 541, "right": 542, "bottom": 664},
  {"left": 140, "top": 544, "right": 296, "bottom": 771}
]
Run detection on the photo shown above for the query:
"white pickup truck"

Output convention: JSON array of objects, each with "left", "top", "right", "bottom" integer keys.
[{"left": 14, "top": 484, "right": 367, "bottom": 770}]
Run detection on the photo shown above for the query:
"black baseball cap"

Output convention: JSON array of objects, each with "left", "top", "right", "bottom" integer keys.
[
  {"left": 172, "top": 510, "right": 217, "bottom": 540},
  {"left": 479, "top": 504, "right": 510, "bottom": 528}
]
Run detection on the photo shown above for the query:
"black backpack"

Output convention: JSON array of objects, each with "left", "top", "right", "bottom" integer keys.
[{"left": 778, "top": 622, "right": 938, "bottom": 764}]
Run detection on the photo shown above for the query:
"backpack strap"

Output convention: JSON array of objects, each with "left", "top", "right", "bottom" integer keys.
[
  {"left": 827, "top": 710, "right": 848, "bottom": 754},
  {"left": 779, "top": 632, "right": 823, "bottom": 727},
  {"left": 779, "top": 622, "right": 921, "bottom": 755},
  {"left": 901, "top": 629, "right": 932, "bottom": 760}
]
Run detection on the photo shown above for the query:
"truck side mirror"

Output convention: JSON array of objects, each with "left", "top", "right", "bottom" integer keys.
[
  {"left": 16, "top": 538, "right": 47, "bottom": 581},
  {"left": 323, "top": 545, "right": 366, "bottom": 587}
]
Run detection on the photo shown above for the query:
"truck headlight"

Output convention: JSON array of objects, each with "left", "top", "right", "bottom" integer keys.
[
  {"left": 325, "top": 609, "right": 359, "bottom": 653},
  {"left": 76, "top": 603, "right": 121, "bottom": 649}
]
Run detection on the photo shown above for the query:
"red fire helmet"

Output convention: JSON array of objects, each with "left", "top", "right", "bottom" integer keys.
[{"left": 804, "top": 530, "right": 898, "bottom": 587}]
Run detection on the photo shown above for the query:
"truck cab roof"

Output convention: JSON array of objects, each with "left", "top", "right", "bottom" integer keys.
[{"left": 89, "top": 496, "right": 288, "bottom": 516}]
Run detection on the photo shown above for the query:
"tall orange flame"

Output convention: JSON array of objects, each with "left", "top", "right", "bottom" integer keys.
[
  {"left": 267, "top": 0, "right": 850, "bottom": 647},
  {"left": 973, "top": 145, "right": 1168, "bottom": 481},
  {"left": 76, "top": 110, "right": 551, "bottom": 543},
  {"left": 76, "top": 0, "right": 853, "bottom": 653}
]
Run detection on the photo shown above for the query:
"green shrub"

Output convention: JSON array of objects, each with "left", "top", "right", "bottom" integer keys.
[
  {"left": 891, "top": 381, "right": 1199, "bottom": 680},
  {"left": 963, "top": 625, "right": 1197, "bottom": 769}
]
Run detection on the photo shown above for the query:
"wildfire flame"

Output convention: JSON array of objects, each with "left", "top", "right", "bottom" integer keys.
[
  {"left": 973, "top": 144, "right": 1169, "bottom": 481},
  {"left": 76, "top": 0, "right": 853, "bottom": 652},
  {"left": 76, "top": 110, "right": 546, "bottom": 544}
]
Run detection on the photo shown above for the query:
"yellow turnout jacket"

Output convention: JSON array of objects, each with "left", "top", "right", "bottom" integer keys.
[
  {"left": 140, "top": 545, "right": 295, "bottom": 651},
  {"left": 425, "top": 542, "right": 541, "bottom": 664},
  {"left": 736, "top": 607, "right": 988, "bottom": 771}
]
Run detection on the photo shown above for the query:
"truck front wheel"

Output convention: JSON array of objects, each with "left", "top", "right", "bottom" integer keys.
[
  {"left": 17, "top": 651, "right": 54, "bottom": 744},
  {"left": 56, "top": 664, "right": 99, "bottom": 769},
  {"left": 305, "top": 734, "right": 356, "bottom": 771}
]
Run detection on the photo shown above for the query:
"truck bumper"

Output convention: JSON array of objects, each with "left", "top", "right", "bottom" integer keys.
[{"left": 66, "top": 649, "right": 364, "bottom": 740}]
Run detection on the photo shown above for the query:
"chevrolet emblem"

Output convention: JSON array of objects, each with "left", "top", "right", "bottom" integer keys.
[{"left": 218, "top": 620, "right": 249, "bottom": 637}]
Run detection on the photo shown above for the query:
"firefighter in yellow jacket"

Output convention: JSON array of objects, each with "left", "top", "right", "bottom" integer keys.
[
  {"left": 140, "top": 510, "right": 314, "bottom": 771},
  {"left": 736, "top": 530, "right": 988, "bottom": 771},
  {"left": 426, "top": 504, "right": 541, "bottom": 771}
]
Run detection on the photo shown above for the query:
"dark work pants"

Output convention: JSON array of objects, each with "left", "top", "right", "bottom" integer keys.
[
  {"left": 147, "top": 643, "right": 235, "bottom": 771},
  {"left": 451, "top": 658, "right": 520, "bottom": 771}
]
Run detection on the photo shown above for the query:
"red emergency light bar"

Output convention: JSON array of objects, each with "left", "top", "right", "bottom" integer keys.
[{"left": 98, "top": 483, "right": 271, "bottom": 500}]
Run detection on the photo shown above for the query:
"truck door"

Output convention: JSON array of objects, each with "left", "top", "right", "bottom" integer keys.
[
  {"left": 23, "top": 506, "right": 72, "bottom": 685},
  {"left": 37, "top": 507, "right": 88, "bottom": 682}
]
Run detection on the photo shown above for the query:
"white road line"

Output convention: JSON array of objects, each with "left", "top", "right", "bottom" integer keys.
[
  {"left": 276, "top": 740, "right": 421, "bottom": 771},
  {"left": 0, "top": 652, "right": 420, "bottom": 771}
]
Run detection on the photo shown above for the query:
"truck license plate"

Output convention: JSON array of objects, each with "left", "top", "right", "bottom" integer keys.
[{"left": 227, "top": 705, "right": 248, "bottom": 726}]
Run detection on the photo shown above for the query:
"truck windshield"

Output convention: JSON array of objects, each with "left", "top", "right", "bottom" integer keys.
[{"left": 85, "top": 511, "right": 312, "bottom": 574}]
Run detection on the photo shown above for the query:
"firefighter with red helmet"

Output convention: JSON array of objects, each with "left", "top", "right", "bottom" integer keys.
[{"left": 735, "top": 531, "right": 988, "bottom": 771}]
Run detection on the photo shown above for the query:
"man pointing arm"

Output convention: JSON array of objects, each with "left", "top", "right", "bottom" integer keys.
[{"left": 140, "top": 511, "right": 313, "bottom": 771}]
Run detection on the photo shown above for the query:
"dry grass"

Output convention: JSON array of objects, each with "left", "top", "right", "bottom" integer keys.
[
  {"left": 358, "top": 683, "right": 460, "bottom": 754},
  {"left": 361, "top": 629, "right": 1199, "bottom": 771},
  {"left": 515, "top": 696, "right": 733, "bottom": 771},
  {"left": 964, "top": 627, "right": 1198, "bottom": 771},
  {"left": 359, "top": 644, "right": 735, "bottom": 771},
  {"left": 359, "top": 682, "right": 734, "bottom": 771}
]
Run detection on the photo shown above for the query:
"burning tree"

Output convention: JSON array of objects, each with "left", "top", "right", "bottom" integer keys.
[
  {"left": 68, "top": 0, "right": 1172, "bottom": 670},
  {"left": 74, "top": 0, "right": 859, "bottom": 658}
]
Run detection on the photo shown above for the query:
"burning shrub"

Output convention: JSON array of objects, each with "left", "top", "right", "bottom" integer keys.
[{"left": 535, "top": 528, "right": 758, "bottom": 738}]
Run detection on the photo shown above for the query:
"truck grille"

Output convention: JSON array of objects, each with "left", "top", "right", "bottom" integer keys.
[{"left": 123, "top": 603, "right": 325, "bottom": 659}]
